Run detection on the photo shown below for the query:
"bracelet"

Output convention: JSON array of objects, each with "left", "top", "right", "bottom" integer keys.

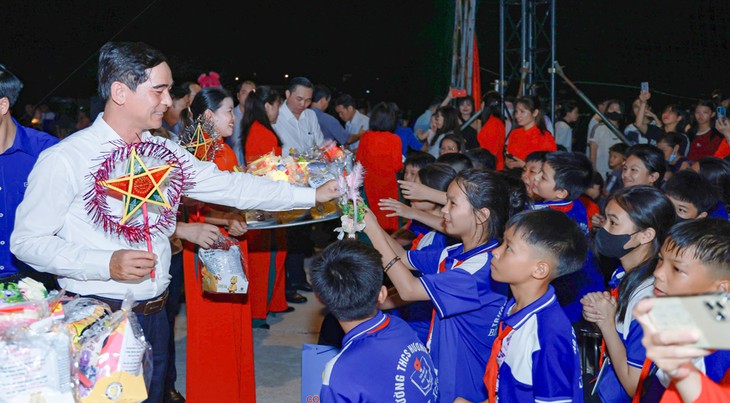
[{"left": 383, "top": 256, "right": 401, "bottom": 273}]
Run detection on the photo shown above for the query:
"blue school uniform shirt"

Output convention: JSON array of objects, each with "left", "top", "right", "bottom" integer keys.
[
  {"left": 407, "top": 240, "right": 508, "bottom": 403},
  {"left": 531, "top": 199, "right": 605, "bottom": 322},
  {"left": 320, "top": 311, "right": 438, "bottom": 402},
  {"left": 709, "top": 201, "right": 729, "bottom": 220},
  {"left": 494, "top": 286, "right": 584, "bottom": 402},
  {"left": 395, "top": 125, "right": 425, "bottom": 157},
  {"left": 0, "top": 118, "right": 58, "bottom": 278},
  {"left": 596, "top": 268, "right": 654, "bottom": 403}
]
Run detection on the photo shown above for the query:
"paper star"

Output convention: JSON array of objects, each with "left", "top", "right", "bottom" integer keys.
[
  {"left": 183, "top": 122, "right": 214, "bottom": 161},
  {"left": 100, "top": 147, "right": 174, "bottom": 224}
]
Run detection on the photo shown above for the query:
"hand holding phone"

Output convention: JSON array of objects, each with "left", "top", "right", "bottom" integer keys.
[
  {"left": 641, "top": 82, "right": 649, "bottom": 93},
  {"left": 646, "top": 292, "right": 730, "bottom": 350},
  {"left": 717, "top": 106, "right": 726, "bottom": 121}
]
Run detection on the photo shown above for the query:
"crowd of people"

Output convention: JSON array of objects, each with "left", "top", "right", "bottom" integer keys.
[{"left": 2, "top": 39, "right": 730, "bottom": 403}]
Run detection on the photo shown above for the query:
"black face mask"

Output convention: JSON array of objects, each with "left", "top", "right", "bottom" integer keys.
[
  {"left": 604, "top": 112, "right": 623, "bottom": 122},
  {"left": 594, "top": 227, "right": 640, "bottom": 258}
]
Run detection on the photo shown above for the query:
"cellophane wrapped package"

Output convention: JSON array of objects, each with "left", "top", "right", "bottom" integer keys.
[{"left": 198, "top": 235, "right": 248, "bottom": 294}]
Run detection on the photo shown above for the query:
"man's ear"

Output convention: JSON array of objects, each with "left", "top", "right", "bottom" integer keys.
[
  {"left": 0, "top": 97, "right": 9, "bottom": 115},
  {"left": 285, "top": 90, "right": 291, "bottom": 100},
  {"left": 110, "top": 81, "right": 127, "bottom": 106},
  {"left": 377, "top": 285, "right": 388, "bottom": 304},
  {"left": 533, "top": 260, "right": 551, "bottom": 281}
]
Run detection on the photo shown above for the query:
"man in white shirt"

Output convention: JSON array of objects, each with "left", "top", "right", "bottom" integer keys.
[
  {"left": 229, "top": 79, "right": 256, "bottom": 164},
  {"left": 10, "top": 41, "right": 339, "bottom": 403},
  {"left": 272, "top": 76, "right": 325, "bottom": 156},
  {"left": 333, "top": 93, "right": 369, "bottom": 151}
]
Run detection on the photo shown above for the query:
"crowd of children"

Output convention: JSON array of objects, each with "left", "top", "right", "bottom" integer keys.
[{"left": 309, "top": 89, "right": 730, "bottom": 402}]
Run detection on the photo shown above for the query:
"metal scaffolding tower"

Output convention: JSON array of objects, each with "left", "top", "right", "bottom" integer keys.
[
  {"left": 450, "top": 0, "right": 477, "bottom": 95},
  {"left": 499, "top": 0, "right": 556, "bottom": 120}
]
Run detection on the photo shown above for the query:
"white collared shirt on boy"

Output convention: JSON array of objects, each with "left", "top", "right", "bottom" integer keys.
[{"left": 345, "top": 109, "right": 369, "bottom": 151}]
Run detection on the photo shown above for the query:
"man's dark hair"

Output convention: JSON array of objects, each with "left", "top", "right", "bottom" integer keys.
[
  {"left": 309, "top": 240, "right": 384, "bottom": 322},
  {"left": 287, "top": 76, "right": 313, "bottom": 93},
  {"left": 663, "top": 169, "right": 718, "bottom": 215},
  {"left": 436, "top": 152, "right": 473, "bottom": 173},
  {"left": 312, "top": 84, "right": 332, "bottom": 103},
  {"left": 464, "top": 147, "right": 497, "bottom": 170},
  {"left": 0, "top": 64, "right": 24, "bottom": 107},
  {"left": 507, "top": 209, "right": 587, "bottom": 279},
  {"left": 664, "top": 218, "right": 730, "bottom": 277},
  {"left": 544, "top": 151, "right": 594, "bottom": 200},
  {"left": 333, "top": 93, "right": 356, "bottom": 109},
  {"left": 404, "top": 151, "right": 436, "bottom": 171},
  {"left": 368, "top": 102, "right": 397, "bottom": 132},
  {"left": 98, "top": 41, "right": 168, "bottom": 103}
]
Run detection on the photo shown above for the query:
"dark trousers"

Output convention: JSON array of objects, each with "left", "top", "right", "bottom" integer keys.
[
  {"left": 285, "top": 225, "right": 313, "bottom": 290},
  {"left": 164, "top": 251, "right": 184, "bottom": 393},
  {"left": 136, "top": 308, "right": 170, "bottom": 403}
]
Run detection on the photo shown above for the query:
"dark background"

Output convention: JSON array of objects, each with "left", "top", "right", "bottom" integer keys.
[{"left": 5, "top": 0, "right": 730, "bottom": 119}]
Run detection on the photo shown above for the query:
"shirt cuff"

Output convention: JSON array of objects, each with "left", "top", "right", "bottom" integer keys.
[{"left": 81, "top": 249, "right": 114, "bottom": 281}]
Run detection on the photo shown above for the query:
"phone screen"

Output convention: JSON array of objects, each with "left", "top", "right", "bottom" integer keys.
[
  {"left": 717, "top": 106, "right": 727, "bottom": 119},
  {"left": 641, "top": 82, "right": 649, "bottom": 92}
]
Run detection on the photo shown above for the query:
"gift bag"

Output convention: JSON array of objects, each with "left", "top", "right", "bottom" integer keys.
[
  {"left": 301, "top": 343, "right": 340, "bottom": 403},
  {"left": 198, "top": 235, "right": 248, "bottom": 294}
]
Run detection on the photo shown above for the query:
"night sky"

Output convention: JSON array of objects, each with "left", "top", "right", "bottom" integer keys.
[{"left": 5, "top": 0, "right": 730, "bottom": 117}]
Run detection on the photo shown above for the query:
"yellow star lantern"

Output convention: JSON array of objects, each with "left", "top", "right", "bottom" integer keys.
[
  {"left": 99, "top": 147, "right": 174, "bottom": 225},
  {"left": 183, "top": 122, "right": 215, "bottom": 161}
]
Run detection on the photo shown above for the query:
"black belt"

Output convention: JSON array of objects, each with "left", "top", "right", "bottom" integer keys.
[{"left": 66, "top": 288, "right": 169, "bottom": 315}]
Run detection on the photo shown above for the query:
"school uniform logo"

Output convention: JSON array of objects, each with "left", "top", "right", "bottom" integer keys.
[{"left": 394, "top": 342, "right": 437, "bottom": 399}]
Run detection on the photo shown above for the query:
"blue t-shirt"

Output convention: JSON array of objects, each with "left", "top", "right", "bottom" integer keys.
[
  {"left": 494, "top": 286, "right": 584, "bottom": 402},
  {"left": 320, "top": 311, "right": 438, "bottom": 402},
  {"left": 709, "top": 201, "right": 729, "bottom": 220},
  {"left": 0, "top": 118, "right": 59, "bottom": 278},
  {"left": 407, "top": 240, "right": 508, "bottom": 403},
  {"left": 596, "top": 272, "right": 654, "bottom": 402},
  {"left": 313, "top": 107, "right": 350, "bottom": 146},
  {"left": 395, "top": 125, "right": 424, "bottom": 157},
  {"left": 531, "top": 200, "right": 605, "bottom": 322}
]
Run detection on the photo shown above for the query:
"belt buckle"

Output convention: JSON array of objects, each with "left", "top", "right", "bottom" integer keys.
[{"left": 142, "top": 293, "right": 167, "bottom": 315}]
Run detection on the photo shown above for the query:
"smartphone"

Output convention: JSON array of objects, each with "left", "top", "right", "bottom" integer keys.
[
  {"left": 717, "top": 106, "right": 727, "bottom": 120},
  {"left": 648, "top": 292, "right": 730, "bottom": 350},
  {"left": 504, "top": 153, "right": 515, "bottom": 160},
  {"left": 451, "top": 88, "right": 467, "bottom": 98},
  {"left": 641, "top": 82, "right": 649, "bottom": 93}
]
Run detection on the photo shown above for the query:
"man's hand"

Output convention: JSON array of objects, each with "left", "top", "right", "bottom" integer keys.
[
  {"left": 316, "top": 180, "right": 341, "bottom": 203},
  {"left": 109, "top": 250, "right": 157, "bottom": 281},
  {"left": 175, "top": 222, "right": 221, "bottom": 248},
  {"left": 225, "top": 213, "right": 248, "bottom": 237}
]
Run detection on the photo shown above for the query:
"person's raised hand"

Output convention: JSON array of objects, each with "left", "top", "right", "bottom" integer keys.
[
  {"left": 109, "top": 250, "right": 157, "bottom": 281},
  {"left": 504, "top": 154, "right": 525, "bottom": 169},
  {"left": 379, "top": 198, "right": 414, "bottom": 219},
  {"left": 362, "top": 206, "right": 381, "bottom": 235},
  {"left": 591, "top": 213, "right": 607, "bottom": 229},
  {"left": 175, "top": 222, "right": 221, "bottom": 248},
  {"left": 715, "top": 116, "right": 730, "bottom": 140},
  {"left": 398, "top": 180, "right": 431, "bottom": 201},
  {"left": 316, "top": 180, "right": 341, "bottom": 203},
  {"left": 639, "top": 90, "right": 651, "bottom": 103}
]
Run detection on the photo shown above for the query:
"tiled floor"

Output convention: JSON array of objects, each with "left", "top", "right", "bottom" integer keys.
[{"left": 171, "top": 288, "right": 326, "bottom": 402}]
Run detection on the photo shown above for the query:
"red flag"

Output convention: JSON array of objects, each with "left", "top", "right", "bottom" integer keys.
[{"left": 472, "top": 35, "right": 481, "bottom": 110}]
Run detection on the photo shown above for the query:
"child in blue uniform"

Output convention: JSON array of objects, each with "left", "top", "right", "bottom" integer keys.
[
  {"left": 662, "top": 169, "right": 719, "bottom": 220},
  {"left": 363, "top": 169, "right": 512, "bottom": 403},
  {"left": 637, "top": 218, "right": 730, "bottom": 401},
  {"left": 456, "top": 209, "right": 587, "bottom": 402},
  {"left": 581, "top": 186, "right": 676, "bottom": 402},
  {"left": 531, "top": 151, "right": 605, "bottom": 322},
  {"left": 310, "top": 240, "right": 438, "bottom": 402}
]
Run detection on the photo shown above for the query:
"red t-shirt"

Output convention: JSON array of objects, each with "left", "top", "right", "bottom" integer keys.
[
  {"left": 477, "top": 115, "right": 506, "bottom": 170},
  {"left": 578, "top": 194, "right": 600, "bottom": 231},
  {"left": 506, "top": 125, "right": 557, "bottom": 161},
  {"left": 687, "top": 128, "right": 724, "bottom": 161},
  {"left": 714, "top": 138, "right": 730, "bottom": 159}
]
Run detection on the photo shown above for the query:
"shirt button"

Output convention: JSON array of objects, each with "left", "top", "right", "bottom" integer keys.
[
  {"left": 0, "top": 213, "right": 3, "bottom": 218},
  {"left": 0, "top": 266, "right": 4, "bottom": 270},
  {"left": 0, "top": 241, "right": 4, "bottom": 245}
]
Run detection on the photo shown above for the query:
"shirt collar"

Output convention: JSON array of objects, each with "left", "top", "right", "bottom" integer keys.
[
  {"left": 533, "top": 199, "right": 574, "bottom": 210},
  {"left": 442, "top": 239, "right": 499, "bottom": 270},
  {"left": 342, "top": 310, "right": 390, "bottom": 346},
  {"left": 92, "top": 113, "right": 155, "bottom": 144},
  {"left": 502, "top": 285, "right": 558, "bottom": 330},
  {"left": 279, "top": 102, "right": 296, "bottom": 122}
]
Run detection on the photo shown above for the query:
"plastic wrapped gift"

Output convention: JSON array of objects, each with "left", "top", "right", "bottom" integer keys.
[
  {"left": 73, "top": 291, "right": 152, "bottom": 402},
  {"left": 62, "top": 297, "right": 112, "bottom": 349},
  {"left": 198, "top": 235, "right": 248, "bottom": 294},
  {"left": 0, "top": 278, "right": 63, "bottom": 332},
  {"left": 245, "top": 152, "right": 310, "bottom": 186},
  {"left": 0, "top": 317, "right": 75, "bottom": 403}
]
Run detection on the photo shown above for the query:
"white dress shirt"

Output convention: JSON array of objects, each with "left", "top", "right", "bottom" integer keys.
[
  {"left": 345, "top": 110, "right": 369, "bottom": 151},
  {"left": 272, "top": 103, "right": 324, "bottom": 156},
  {"left": 10, "top": 113, "right": 316, "bottom": 300}
]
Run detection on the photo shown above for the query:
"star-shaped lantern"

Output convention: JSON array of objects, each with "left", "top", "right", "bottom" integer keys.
[
  {"left": 183, "top": 122, "right": 215, "bottom": 161},
  {"left": 99, "top": 146, "right": 174, "bottom": 224}
]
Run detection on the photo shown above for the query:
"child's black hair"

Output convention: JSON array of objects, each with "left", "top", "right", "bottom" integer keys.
[
  {"left": 506, "top": 209, "right": 587, "bottom": 279},
  {"left": 662, "top": 169, "right": 718, "bottom": 215},
  {"left": 464, "top": 147, "right": 497, "bottom": 170},
  {"left": 525, "top": 150, "right": 549, "bottom": 164},
  {"left": 544, "top": 151, "right": 594, "bottom": 200},
  {"left": 696, "top": 157, "right": 730, "bottom": 206},
  {"left": 609, "top": 142, "right": 629, "bottom": 155},
  {"left": 590, "top": 170, "right": 605, "bottom": 194},
  {"left": 496, "top": 171, "right": 531, "bottom": 216},
  {"left": 436, "top": 152, "right": 474, "bottom": 173},
  {"left": 418, "top": 163, "right": 457, "bottom": 193},
  {"left": 454, "top": 168, "right": 510, "bottom": 242},
  {"left": 664, "top": 218, "right": 730, "bottom": 277},
  {"left": 404, "top": 150, "right": 436, "bottom": 171},
  {"left": 309, "top": 240, "right": 384, "bottom": 322}
]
